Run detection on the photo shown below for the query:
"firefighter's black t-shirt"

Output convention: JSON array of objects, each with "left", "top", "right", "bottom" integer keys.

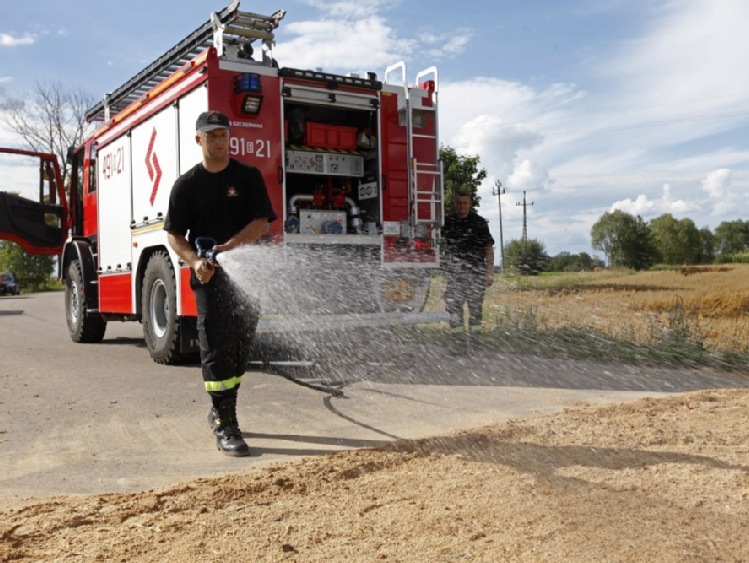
[
  {"left": 442, "top": 212, "right": 494, "bottom": 266},
  {"left": 164, "top": 158, "right": 276, "bottom": 247}
]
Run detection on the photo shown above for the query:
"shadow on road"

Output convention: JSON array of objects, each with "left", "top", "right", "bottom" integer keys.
[{"left": 392, "top": 432, "right": 749, "bottom": 479}]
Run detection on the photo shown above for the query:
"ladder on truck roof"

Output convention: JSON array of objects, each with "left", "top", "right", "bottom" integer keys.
[
  {"left": 85, "top": 1, "right": 286, "bottom": 123},
  {"left": 384, "top": 62, "right": 443, "bottom": 242}
]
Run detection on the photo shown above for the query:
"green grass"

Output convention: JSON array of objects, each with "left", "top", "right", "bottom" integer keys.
[
  {"left": 418, "top": 272, "right": 749, "bottom": 372},
  {"left": 499, "top": 270, "right": 636, "bottom": 289},
  {"left": 400, "top": 321, "right": 749, "bottom": 372}
]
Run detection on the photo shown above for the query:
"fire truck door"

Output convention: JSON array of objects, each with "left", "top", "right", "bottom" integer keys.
[{"left": 0, "top": 148, "right": 67, "bottom": 256}]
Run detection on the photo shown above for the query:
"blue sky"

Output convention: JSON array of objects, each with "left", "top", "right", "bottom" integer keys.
[{"left": 2, "top": 0, "right": 749, "bottom": 259}]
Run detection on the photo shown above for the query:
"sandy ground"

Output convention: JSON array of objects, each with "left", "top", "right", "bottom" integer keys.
[{"left": 2, "top": 387, "right": 747, "bottom": 562}]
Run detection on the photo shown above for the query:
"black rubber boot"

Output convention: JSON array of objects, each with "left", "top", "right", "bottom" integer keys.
[{"left": 207, "top": 397, "right": 250, "bottom": 457}]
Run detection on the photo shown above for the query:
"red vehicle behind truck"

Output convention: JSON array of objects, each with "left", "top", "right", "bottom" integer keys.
[{"left": 0, "top": 2, "right": 446, "bottom": 363}]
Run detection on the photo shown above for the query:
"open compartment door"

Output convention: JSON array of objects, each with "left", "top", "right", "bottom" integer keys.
[{"left": 0, "top": 148, "right": 68, "bottom": 255}]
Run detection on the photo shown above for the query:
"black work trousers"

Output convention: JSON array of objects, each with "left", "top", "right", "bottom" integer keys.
[
  {"left": 192, "top": 269, "right": 259, "bottom": 402},
  {"left": 444, "top": 261, "right": 487, "bottom": 330}
]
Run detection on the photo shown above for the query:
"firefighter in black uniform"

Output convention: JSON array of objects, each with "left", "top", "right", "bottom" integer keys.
[
  {"left": 165, "top": 111, "right": 276, "bottom": 456},
  {"left": 441, "top": 190, "right": 495, "bottom": 332}
]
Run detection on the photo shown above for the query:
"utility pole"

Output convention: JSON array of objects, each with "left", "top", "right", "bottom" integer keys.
[
  {"left": 491, "top": 180, "right": 506, "bottom": 271},
  {"left": 516, "top": 190, "right": 534, "bottom": 243}
]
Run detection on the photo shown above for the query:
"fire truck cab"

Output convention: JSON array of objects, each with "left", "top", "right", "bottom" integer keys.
[{"left": 0, "top": 2, "right": 446, "bottom": 363}]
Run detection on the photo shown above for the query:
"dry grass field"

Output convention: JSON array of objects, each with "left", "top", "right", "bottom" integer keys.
[{"left": 431, "top": 263, "right": 749, "bottom": 355}]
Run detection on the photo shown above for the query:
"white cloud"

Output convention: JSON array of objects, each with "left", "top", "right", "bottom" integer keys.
[
  {"left": 507, "top": 159, "right": 550, "bottom": 193},
  {"left": 611, "top": 183, "right": 695, "bottom": 217},
  {"left": 420, "top": 29, "right": 472, "bottom": 59},
  {"left": 611, "top": 194, "right": 656, "bottom": 216},
  {"left": 440, "top": 78, "right": 583, "bottom": 141},
  {"left": 701, "top": 168, "right": 731, "bottom": 199},
  {"left": 278, "top": 0, "right": 468, "bottom": 74},
  {"left": 660, "top": 184, "right": 693, "bottom": 213},
  {"left": 0, "top": 33, "right": 35, "bottom": 47},
  {"left": 275, "top": 16, "right": 414, "bottom": 73},
  {"left": 450, "top": 114, "right": 542, "bottom": 171},
  {"left": 701, "top": 168, "right": 739, "bottom": 216},
  {"left": 439, "top": 78, "right": 585, "bottom": 198}
]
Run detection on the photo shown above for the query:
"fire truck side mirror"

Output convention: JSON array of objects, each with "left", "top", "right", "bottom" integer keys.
[{"left": 66, "top": 146, "right": 74, "bottom": 165}]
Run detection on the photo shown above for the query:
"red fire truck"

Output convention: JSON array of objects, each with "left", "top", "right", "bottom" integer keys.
[{"left": 0, "top": 2, "right": 446, "bottom": 363}]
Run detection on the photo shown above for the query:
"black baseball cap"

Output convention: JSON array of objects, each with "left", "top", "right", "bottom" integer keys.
[{"left": 196, "top": 111, "right": 230, "bottom": 132}]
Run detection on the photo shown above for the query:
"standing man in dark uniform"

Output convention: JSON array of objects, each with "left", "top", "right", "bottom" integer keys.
[
  {"left": 165, "top": 111, "right": 276, "bottom": 456},
  {"left": 441, "top": 190, "right": 495, "bottom": 332}
]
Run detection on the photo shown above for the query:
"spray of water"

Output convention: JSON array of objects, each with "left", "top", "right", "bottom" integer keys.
[
  {"left": 214, "top": 244, "right": 749, "bottom": 403},
  {"left": 216, "top": 243, "right": 458, "bottom": 389}
]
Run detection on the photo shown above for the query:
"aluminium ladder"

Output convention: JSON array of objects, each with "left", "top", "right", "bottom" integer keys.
[
  {"left": 85, "top": 1, "right": 285, "bottom": 123},
  {"left": 384, "top": 62, "right": 444, "bottom": 246}
]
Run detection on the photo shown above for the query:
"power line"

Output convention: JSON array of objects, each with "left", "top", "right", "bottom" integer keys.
[
  {"left": 491, "top": 180, "right": 506, "bottom": 270},
  {"left": 516, "top": 190, "right": 534, "bottom": 242}
]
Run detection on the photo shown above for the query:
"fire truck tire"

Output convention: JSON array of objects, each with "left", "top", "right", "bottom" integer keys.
[
  {"left": 65, "top": 260, "right": 107, "bottom": 343},
  {"left": 142, "top": 251, "right": 181, "bottom": 365}
]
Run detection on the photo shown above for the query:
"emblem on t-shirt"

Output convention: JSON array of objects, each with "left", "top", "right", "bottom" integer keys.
[{"left": 226, "top": 186, "right": 238, "bottom": 197}]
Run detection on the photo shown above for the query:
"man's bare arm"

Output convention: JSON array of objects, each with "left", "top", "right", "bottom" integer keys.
[
  {"left": 167, "top": 232, "right": 200, "bottom": 269},
  {"left": 214, "top": 217, "right": 269, "bottom": 252},
  {"left": 167, "top": 232, "right": 214, "bottom": 283}
]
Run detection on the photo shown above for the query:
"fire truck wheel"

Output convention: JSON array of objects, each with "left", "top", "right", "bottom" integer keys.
[
  {"left": 142, "top": 251, "right": 181, "bottom": 364},
  {"left": 65, "top": 260, "right": 107, "bottom": 343}
]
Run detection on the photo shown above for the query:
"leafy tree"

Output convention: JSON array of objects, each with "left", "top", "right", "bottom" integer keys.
[
  {"left": 698, "top": 227, "right": 715, "bottom": 264},
  {"left": 648, "top": 214, "right": 701, "bottom": 265},
  {"left": 591, "top": 210, "right": 655, "bottom": 270},
  {"left": 0, "top": 241, "right": 54, "bottom": 291},
  {"left": 548, "top": 251, "right": 604, "bottom": 272},
  {"left": 503, "top": 238, "right": 549, "bottom": 275},
  {"left": 713, "top": 220, "right": 749, "bottom": 257},
  {"left": 1, "top": 81, "right": 94, "bottom": 186},
  {"left": 440, "top": 145, "right": 487, "bottom": 214}
]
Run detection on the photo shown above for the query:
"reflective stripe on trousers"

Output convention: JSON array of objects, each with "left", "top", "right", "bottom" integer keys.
[{"left": 204, "top": 375, "right": 243, "bottom": 393}]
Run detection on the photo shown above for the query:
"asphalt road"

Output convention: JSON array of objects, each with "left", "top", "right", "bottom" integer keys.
[{"left": 2, "top": 291, "right": 748, "bottom": 498}]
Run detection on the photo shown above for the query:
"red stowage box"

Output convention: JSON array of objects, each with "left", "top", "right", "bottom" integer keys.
[
  {"left": 305, "top": 123, "right": 359, "bottom": 149},
  {"left": 305, "top": 122, "right": 328, "bottom": 147},
  {"left": 325, "top": 125, "right": 339, "bottom": 147},
  {"left": 336, "top": 126, "right": 357, "bottom": 150}
]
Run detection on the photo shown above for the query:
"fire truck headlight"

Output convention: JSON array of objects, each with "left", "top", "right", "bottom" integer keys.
[
  {"left": 234, "top": 73, "right": 263, "bottom": 114},
  {"left": 241, "top": 95, "right": 263, "bottom": 114}
]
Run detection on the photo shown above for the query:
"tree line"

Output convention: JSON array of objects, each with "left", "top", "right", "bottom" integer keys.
[
  {"left": 494, "top": 211, "right": 749, "bottom": 275},
  {"left": 591, "top": 210, "right": 748, "bottom": 270}
]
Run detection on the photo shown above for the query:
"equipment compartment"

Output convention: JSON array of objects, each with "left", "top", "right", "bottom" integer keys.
[{"left": 282, "top": 95, "right": 381, "bottom": 238}]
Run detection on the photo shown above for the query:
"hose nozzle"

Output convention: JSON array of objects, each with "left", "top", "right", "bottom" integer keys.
[{"left": 195, "top": 237, "right": 221, "bottom": 267}]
